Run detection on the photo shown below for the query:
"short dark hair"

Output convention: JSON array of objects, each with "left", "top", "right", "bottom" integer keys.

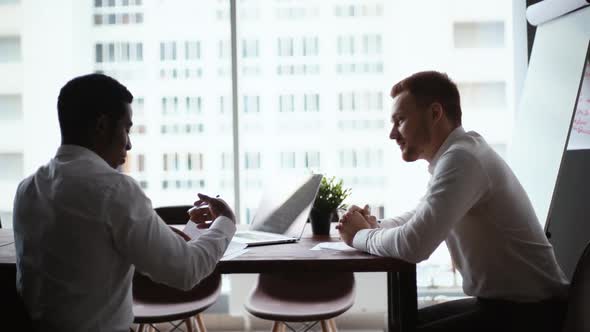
[
  {"left": 57, "top": 73, "right": 133, "bottom": 144},
  {"left": 391, "top": 71, "right": 462, "bottom": 126}
]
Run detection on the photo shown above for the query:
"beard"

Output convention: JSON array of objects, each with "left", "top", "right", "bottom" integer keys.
[{"left": 400, "top": 119, "right": 432, "bottom": 162}]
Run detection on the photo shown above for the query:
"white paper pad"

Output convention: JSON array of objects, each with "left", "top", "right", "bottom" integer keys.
[
  {"left": 182, "top": 221, "right": 205, "bottom": 239},
  {"left": 183, "top": 221, "right": 248, "bottom": 259},
  {"left": 310, "top": 241, "right": 357, "bottom": 252}
]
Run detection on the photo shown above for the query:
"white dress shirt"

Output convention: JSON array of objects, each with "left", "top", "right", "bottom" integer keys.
[
  {"left": 13, "top": 145, "right": 236, "bottom": 332},
  {"left": 353, "top": 127, "right": 569, "bottom": 302}
]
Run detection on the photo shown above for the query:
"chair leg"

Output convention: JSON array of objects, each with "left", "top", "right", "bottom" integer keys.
[
  {"left": 185, "top": 317, "right": 195, "bottom": 332},
  {"left": 195, "top": 314, "right": 207, "bottom": 332},
  {"left": 320, "top": 320, "right": 330, "bottom": 332},
  {"left": 271, "top": 321, "right": 284, "bottom": 332},
  {"left": 137, "top": 324, "right": 145, "bottom": 332},
  {"left": 329, "top": 319, "right": 338, "bottom": 332}
]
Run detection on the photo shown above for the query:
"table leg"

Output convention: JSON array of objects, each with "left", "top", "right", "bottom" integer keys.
[{"left": 387, "top": 269, "right": 417, "bottom": 332}]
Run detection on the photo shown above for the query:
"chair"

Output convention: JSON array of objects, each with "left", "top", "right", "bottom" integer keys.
[
  {"left": 133, "top": 272, "right": 221, "bottom": 332},
  {"left": 131, "top": 205, "right": 220, "bottom": 332},
  {"left": 560, "top": 241, "right": 590, "bottom": 332},
  {"left": 245, "top": 272, "right": 355, "bottom": 332}
]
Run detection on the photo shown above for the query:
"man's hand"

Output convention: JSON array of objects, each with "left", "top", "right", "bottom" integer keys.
[
  {"left": 346, "top": 204, "right": 379, "bottom": 229},
  {"left": 336, "top": 211, "right": 371, "bottom": 246},
  {"left": 188, "top": 193, "right": 236, "bottom": 229}
]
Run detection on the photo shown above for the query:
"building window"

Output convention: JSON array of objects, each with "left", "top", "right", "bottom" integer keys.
[
  {"left": 0, "top": 153, "right": 23, "bottom": 181},
  {"left": 0, "top": 36, "right": 21, "bottom": 62},
  {"left": 338, "top": 92, "right": 357, "bottom": 111},
  {"left": 339, "top": 149, "right": 357, "bottom": 168},
  {"left": 244, "top": 152, "right": 261, "bottom": 169},
  {"left": 304, "top": 93, "right": 319, "bottom": 112},
  {"left": 337, "top": 35, "right": 355, "bottom": 56},
  {"left": 185, "top": 41, "right": 201, "bottom": 60},
  {"left": 280, "top": 152, "right": 296, "bottom": 168},
  {"left": 160, "top": 41, "right": 177, "bottom": 61},
  {"left": 453, "top": 21, "right": 505, "bottom": 49},
  {"left": 187, "top": 153, "right": 203, "bottom": 171},
  {"left": 362, "top": 34, "right": 382, "bottom": 55},
  {"left": 137, "top": 154, "right": 145, "bottom": 172},
  {"left": 242, "top": 39, "right": 259, "bottom": 58},
  {"left": 302, "top": 37, "right": 319, "bottom": 56},
  {"left": 278, "top": 37, "right": 294, "bottom": 56},
  {"left": 221, "top": 152, "right": 232, "bottom": 170},
  {"left": 243, "top": 95, "right": 260, "bottom": 113},
  {"left": 304, "top": 151, "right": 320, "bottom": 168},
  {"left": 0, "top": 94, "right": 22, "bottom": 121},
  {"left": 279, "top": 94, "right": 294, "bottom": 112},
  {"left": 458, "top": 82, "right": 507, "bottom": 109},
  {"left": 94, "top": 42, "right": 143, "bottom": 63}
]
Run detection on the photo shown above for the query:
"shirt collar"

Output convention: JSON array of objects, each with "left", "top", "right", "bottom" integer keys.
[
  {"left": 55, "top": 144, "right": 112, "bottom": 170},
  {"left": 428, "top": 126, "right": 465, "bottom": 174}
]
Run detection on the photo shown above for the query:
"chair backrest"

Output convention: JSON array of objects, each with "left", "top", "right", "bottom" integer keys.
[
  {"left": 257, "top": 272, "right": 354, "bottom": 301},
  {"left": 561, "top": 241, "right": 590, "bottom": 332},
  {"left": 133, "top": 271, "right": 221, "bottom": 303},
  {"left": 154, "top": 205, "right": 193, "bottom": 225}
]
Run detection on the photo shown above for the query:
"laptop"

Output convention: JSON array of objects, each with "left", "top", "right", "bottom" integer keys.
[{"left": 232, "top": 174, "right": 323, "bottom": 247}]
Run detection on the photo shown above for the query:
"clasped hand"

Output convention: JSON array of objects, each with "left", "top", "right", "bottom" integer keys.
[
  {"left": 188, "top": 193, "right": 236, "bottom": 229},
  {"left": 336, "top": 204, "right": 379, "bottom": 246}
]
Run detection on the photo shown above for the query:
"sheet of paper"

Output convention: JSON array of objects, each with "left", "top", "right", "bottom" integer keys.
[
  {"left": 182, "top": 220, "right": 205, "bottom": 240},
  {"left": 223, "top": 240, "right": 248, "bottom": 258},
  {"left": 183, "top": 221, "right": 248, "bottom": 259},
  {"left": 310, "top": 241, "right": 357, "bottom": 252}
]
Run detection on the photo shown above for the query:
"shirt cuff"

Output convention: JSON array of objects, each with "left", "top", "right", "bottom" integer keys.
[
  {"left": 352, "top": 229, "right": 372, "bottom": 252},
  {"left": 209, "top": 216, "right": 236, "bottom": 237}
]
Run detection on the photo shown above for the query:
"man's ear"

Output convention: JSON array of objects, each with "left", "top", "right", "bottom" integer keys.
[
  {"left": 430, "top": 102, "right": 444, "bottom": 123},
  {"left": 95, "top": 114, "right": 110, "bottom": 138}
]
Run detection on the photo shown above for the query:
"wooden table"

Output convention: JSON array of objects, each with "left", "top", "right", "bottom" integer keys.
[{"left": 0, "top": 229, "right": 417, "bottom": 332}]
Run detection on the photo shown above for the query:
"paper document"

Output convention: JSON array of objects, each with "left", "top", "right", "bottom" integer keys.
[
  {"left": 183, "top": 221, "right": 248, "bottom": 259},
  {"left": 310, "top": 241, "right": 358, "bottom": 252},
  {"left": 183, "top": 221, "right": 205, "bottom": 239}
]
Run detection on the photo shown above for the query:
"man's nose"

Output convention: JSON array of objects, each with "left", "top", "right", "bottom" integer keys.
[
  {"left": 389, "top": 126, "right": 399, "bottom": 140},
  {"left": 126, "top": 136, "right": 132, "bottom": 150}
]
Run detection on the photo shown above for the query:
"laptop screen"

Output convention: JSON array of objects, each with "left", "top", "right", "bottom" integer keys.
[{"left": 250, "top": 174, "right": 323, "bottom": 238}]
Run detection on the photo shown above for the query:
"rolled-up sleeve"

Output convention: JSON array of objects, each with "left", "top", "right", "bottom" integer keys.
[
  {"left": 108, "top": 177, "right": 235, "bottom": 290},
  {"left": 352, "top": 150, "right": 489, "bottom": 263}
]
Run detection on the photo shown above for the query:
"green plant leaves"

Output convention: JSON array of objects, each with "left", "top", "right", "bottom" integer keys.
[{"left": 313, "top": 175, "right": 351, "bottom": 214}]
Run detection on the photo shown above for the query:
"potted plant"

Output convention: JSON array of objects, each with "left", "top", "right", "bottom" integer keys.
[{"left": 309, "top": 175, "right": 351, "bottom": 235}]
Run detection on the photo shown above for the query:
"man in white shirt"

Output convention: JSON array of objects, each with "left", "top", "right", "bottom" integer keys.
[
  {"left": 13, "top": 73, "right": 236, "bottom": 332},
  {"left": 337, "top": 71, "right": 569, "bottom": 332}
]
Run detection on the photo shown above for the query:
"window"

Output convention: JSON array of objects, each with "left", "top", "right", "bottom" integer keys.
[
  {"left": 304, "top": 151, "right": 320, "bottom": 168},
  {"left": 362, "top": 34, "right": 382, "bottom": 55},
  {"left": 279, "top": 94, "right": 294, "bottom": 112},
  {"left": 137, "top": 154, "right": 145, "bottom": 172},
  {"left": 458, "top": 82, "right": 507, "bottom": 109},
  {"left": 278, "top": 37, "right": 294, "bottom": 57},
  {"left": 241, "top": 39, "right": 259, "bottom": 58},
  {"left": 304, "top": 94, "right": 319, "bottom": 112},
  {"left": 454, "top": 21, "right": 505, "bottom": 49},
  {"left": 337, "top": 35, "right": 355, "bottom": 56},
  {"left": 338, "top": 92, "right": 357, "bottom": 111},
  {"left": 185, "top": 41, "right": 201, "bottom": 60},
  {"left": 244, "top": 152, "right": 261, "bottom": 169},
  {"left": 0, "top": 153, "right": 23, "bottom": 181},
  {"left": 0, "top": 95, "right": 22, "bottom": 121},
  {"left": 243, "top": 95, "right": 260, "bottom": 113},
  {"left": 0, "top": 36, "right": 20, "bottom": 62},
  {"left": 2, "top": 0, "right": 527, "bottom": 305},
  {"left": 280, "top": 151, "right": 296, "bottom": 168},
  {"left": 160, "top": 41, "right": 177, "bottom": 61}
]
